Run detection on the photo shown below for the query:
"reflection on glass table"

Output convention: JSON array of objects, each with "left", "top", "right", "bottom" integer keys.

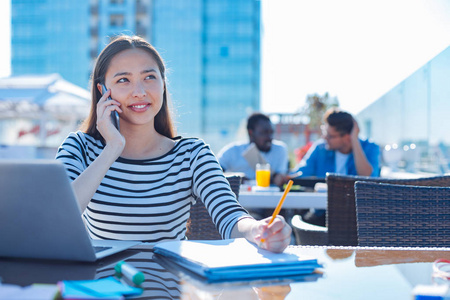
[{"left": 1, "top": 246, "right": 449, "bottom": 299}]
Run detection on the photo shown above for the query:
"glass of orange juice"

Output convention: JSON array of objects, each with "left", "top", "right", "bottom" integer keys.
[{"left": 256, "top": 163, "right": 271, "bottom": 187}]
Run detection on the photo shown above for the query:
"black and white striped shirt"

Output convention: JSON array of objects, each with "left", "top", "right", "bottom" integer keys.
[{"left": 55, "top": 131, "right": 250, "bottom": 243}]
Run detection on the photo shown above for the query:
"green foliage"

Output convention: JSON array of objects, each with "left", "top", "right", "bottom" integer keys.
[{"left": 302, "top": 92, "right": 339, "bottom": 130}]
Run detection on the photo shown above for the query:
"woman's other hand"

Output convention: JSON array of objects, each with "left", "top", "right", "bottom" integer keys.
[{"left": 253, "top": 215, "right": 292, "bottom": 253}]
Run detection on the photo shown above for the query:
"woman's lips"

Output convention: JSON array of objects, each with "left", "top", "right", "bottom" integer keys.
[{"left": 128, "top": 103, "right": 150, "bottom": 112}]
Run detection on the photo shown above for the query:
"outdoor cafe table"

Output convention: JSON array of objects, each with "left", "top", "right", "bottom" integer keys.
[
  {"left": 1, "top": 244, "right": 447, "bottom": 299},
  {"left": 238, "top": 191, "right": 327, "bottom": 209}
]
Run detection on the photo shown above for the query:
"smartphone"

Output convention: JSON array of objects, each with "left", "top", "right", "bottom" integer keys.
[{"left": 101, "top": 84, "right": 120, "bottom": 131}]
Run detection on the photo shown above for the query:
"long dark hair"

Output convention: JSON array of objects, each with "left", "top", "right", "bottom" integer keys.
[{"left": 81, "top": 35, "right": 175, "bottom": 141}]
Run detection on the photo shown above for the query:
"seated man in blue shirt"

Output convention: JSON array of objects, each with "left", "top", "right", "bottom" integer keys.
[
  {"left": 294, "top": 108, "right": 379, "bottom": 177},
  {"left": 292, "top": 107, "right": 380, "bottom": 225},
  {"left": 218, "top": 112, "right": 289, "bottom": 187}
]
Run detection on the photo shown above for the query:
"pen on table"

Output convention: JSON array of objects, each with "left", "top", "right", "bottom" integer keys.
[
  {"left": 115, "top": 261, "right": 145, "bottom": 286},
  {"left": 260, "top": 179, "right": 294, "bottom": 243}
]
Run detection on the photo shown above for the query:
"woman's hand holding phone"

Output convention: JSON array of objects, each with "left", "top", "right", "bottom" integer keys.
[
  {"left": 97, "top": 85, "right": 125, "bottom": 154},
  {"left": 101, "top": 85, "right": 120, "bottom": 131}
]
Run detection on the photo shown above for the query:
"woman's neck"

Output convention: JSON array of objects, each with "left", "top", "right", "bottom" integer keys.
[{"left": 119, "top": 124, "right": 174, "bottom": 160}]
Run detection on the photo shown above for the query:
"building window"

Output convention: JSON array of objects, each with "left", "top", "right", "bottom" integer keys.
[
  {"left": 220, "top": 46, "right": 229, "bottom": 57},
  {"left": 110, "top": 14, "right": 124, "bottom": 27}
]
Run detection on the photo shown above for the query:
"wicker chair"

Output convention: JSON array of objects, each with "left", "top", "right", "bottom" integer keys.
[
  {"left": 355, "top": 181, "right": 450, "bottom": 247},
  {"left": 292, "top": 173, "right": 450, "bottom": 246},
  {"left": 185, "top": 175, "right": 242, "bottom": 240},
  {"left": 291, "top": 215, "right": 328, "bottom": 245}
]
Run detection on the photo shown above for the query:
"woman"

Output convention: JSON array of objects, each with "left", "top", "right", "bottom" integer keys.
[{"left": 56, "top": 35, "right": 291, "bottom": 253}]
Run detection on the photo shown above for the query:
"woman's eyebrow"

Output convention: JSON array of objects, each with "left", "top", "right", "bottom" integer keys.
[
  {"left": 141, "top": 68, "right": 157, "bottom": 74},
  {"left": 113, "top": 71, "right": 130, "bottom": 78},
  {"left": 113, "top": 69, "right": 157, "bottom": 77}
]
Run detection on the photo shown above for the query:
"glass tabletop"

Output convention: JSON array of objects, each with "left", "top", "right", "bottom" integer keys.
[{"left": 1, "top": 246, "right": 448, "bottom": 299}]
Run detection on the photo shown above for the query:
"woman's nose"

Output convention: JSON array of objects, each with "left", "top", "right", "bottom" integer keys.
[{"left": 132, "top": 82, "right": 146, "bottom": 98}]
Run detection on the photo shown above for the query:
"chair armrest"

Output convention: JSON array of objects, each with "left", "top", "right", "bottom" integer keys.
[{"left": 291, "top": 215, "right": 328, "bottom": 245}]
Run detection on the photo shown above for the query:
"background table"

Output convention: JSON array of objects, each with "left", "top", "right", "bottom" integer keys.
[{"left": 239, "top": 191, "right": 327, "bottom": 209}]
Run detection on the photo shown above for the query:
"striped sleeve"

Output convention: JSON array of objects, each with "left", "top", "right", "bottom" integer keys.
[
  {"left": 189, "top": 139, "right": 252, "bottom": 239},
  {"left": 55, "top": 131, "right": 101, "bottom": 181}
]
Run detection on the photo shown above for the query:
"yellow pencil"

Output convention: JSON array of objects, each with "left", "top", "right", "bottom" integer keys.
[{"left": 260, "top": 180, "right": 294, "bottom": 243}]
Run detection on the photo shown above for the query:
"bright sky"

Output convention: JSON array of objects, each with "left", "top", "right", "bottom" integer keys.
[
  {"left": 261, "top": 0, "right": 450, "bottom": 115},
  {"left": 1, "top": 1, "right": 450, "bottom": 116}
]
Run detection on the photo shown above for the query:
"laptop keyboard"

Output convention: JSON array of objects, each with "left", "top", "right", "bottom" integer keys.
[{"left": 93, "top": 246, "right": 112, "bottom": 253}]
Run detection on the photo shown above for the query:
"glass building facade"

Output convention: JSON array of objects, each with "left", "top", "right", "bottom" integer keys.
[
  {"left": 11, "top": 0, "right": 261, "bottom": 152},
  {"left": 151, "top": 0, "right": 261, "bottom": 150},
  {"left": 11, "top": 0, "right": 91, "bottom": 89},
  {"left": 357, "top": 46, "right": 450, "bottom": 173}
]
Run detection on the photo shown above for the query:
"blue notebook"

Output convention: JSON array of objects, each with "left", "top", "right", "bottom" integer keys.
[
  {"left": 153, "top": 238, "right": 322, "bottom": 283},
  {"left": 59, "top": 276, "right": 142, "bottom": 299}
]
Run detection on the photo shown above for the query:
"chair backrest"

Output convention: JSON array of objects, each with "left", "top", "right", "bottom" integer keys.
[
  {"left": 326, "top": 173, "right": 450, "bottom": 246},
  {"left": 185, "top": 175, "right": 242, "bottom": 240},
  {"left": 355, "top": 181, "right": 450, "bottom": 247},
  {"left": 291, "top": 214, "right": 328, "bottom": 245}
]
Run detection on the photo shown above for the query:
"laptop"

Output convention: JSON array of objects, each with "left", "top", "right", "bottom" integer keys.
[{"left": 0, "top": 160, "right": 140, "bottom": 262}]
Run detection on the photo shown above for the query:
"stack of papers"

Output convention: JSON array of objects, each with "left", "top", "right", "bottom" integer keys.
[{"left": 153, "top": 238, "right": 322, "bottom": 283}]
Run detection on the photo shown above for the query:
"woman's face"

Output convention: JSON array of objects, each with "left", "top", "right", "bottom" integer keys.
[{"left": 102, "top": 48, "right": 165, "bottom": 129}]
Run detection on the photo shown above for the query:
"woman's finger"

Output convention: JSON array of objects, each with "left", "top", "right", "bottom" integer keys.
[
  {"left": 264, "top": 216, "right": 287, "bottom": 236},
  {"left": 97, "top": 97, "right": 122, "bottom": 119},
  {"left": 99, "top": 88, "right": 111, "bottom": 102}
]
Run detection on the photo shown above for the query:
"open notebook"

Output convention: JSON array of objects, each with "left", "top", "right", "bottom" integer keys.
[
  {"left": 154, "top": 238, "right": 322, "bottom": 283},
  {"left": 0, "top": 160, "right": 140, "bottom": 262}
]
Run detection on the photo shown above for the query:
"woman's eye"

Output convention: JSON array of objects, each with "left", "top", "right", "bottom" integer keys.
[
  {"left": 146, "top": 74, "right": 156, "bottom": 80},
  {"left": 117, "top": 77, "right": 129, "bottom": 83}
]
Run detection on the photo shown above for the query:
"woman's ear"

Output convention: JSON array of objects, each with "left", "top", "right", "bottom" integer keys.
[{"left": 96, "top": 83, "right": 103, "bottom": 95}]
